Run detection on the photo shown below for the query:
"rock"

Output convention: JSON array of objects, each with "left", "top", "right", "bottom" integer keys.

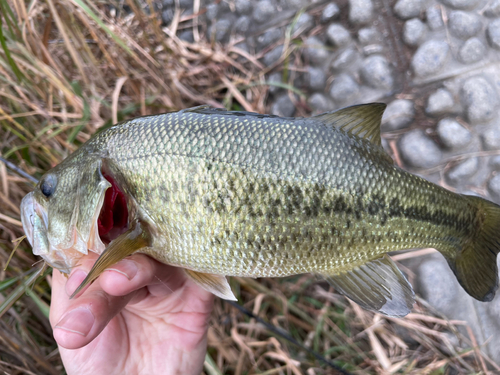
[
  {"left": 360, "top": 55, "right": 393, "bottom": 90},
  {"left": 448, "top": 11, "right": 482, "bottom": 40},
  {"left": 178, "top": 30, "right": 194, "bottom": 43},
  {"left": 285, "top": 0, "right": 308, "bottom": 9},
  {"left": 381, "top": 99, "right": 415, "bottom": 131},
  {"left": 349, "top": 0, "right": 374, "bottom": 25},
  {"left": 426, "top": 88, "right": 454, "bottom": 116},
  {"left": 267, "top": 72, "right": 283, "bottom": 95},
  {"left": 485, "top": 0, "right": 500, "bottom": 17},
  {"left": 252, "top": 0, "right": 275, "bottom": 24},
  {"left": 437, "top": 118, "right": 472, "bottom": 149},
  {"left": 205, "top": 3, "right": 219, "bottom": 21},
  {"left": 331, "top": 48, "right": 358, "bottom": 70},
  {"left": 326, "top": 24, "right": 351, "bottom": 47},
  {"left": 358, "top": 27, "right": 382, "bottom": 44},
  {"left": 263, "top": 45, "right": 283, "bottom": 66},
  {"left": 305, "top": 67, "right": 326, "bottom": 92},
  {"left": 490, "top": 155, "right": 500, "bottom": 169},
  {"left": 308, "top": 93, "right": 334, "bottom": 114},
  {"left": 212, "top": 19, "right": 232, "bottom": 42},
  {"left": 459, "top": 37, "right": 486, "bottom": 64},
  {"left": 394, "top": 0, "right": 422, "bottom": 20},
  {"left": 292, "top": 13, "right": 313, "bottom": 34},
  {"left": 439, "top": 0, "right": 478, "bottom": 9},
  {"left": 321, "top": 3, "right": 340, "bottom": 23},
  {"left": 417, "top": 255, "right": 460, "bottom": 317},
  {"left": 411, "top": 40, "right": 449, "bottom": 77},
  {"left": 235, "top": 16, "right": 251, "bottom": 34},
  {"left": 488, "top": 174, "right": 500, "bottom": 200},
  {"left": 235, "top": 0, "right": 252, "bottom": 15},
  {"left": 303, "top": 37, "right": 330, "bottom": 66},
  {"left": 446, "top": 157, "right": 479, "bottom": 185},
  {"left": 179, "top": 0, "right": 193, "bottom": 8},
  {"left": 329, "top": 74, "right": 360, "bottom": 103},
  {"left": 482, "top": 126, "right": 500, "bottom": 150},
  {"left": 403, "top": 18, "right": 426, "bottom": 46},
  {"left": 161, "top": 8, "right": 174, "bottom": 24},
  {"left": 461, "top": 76, "right": 498, "bottom": 123},
  {"left": 426, "top": 6, "right": 444, "bottom": 30},
  {"left": 399, "top": 130, "right": 443, "bottom": 168},
  {"left": 487, "top": 19, "right": 500, "bottom": 49},
  {"left": 257, "top": 29, "right": 283, "bottom": 50},
  {"left": 272, "top": 94, "right": 295, "bottom": 117}
]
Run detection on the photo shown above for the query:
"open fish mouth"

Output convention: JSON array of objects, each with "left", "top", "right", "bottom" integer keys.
[{"left": 20, "top": 173, "right": 129, "bottom": 274}]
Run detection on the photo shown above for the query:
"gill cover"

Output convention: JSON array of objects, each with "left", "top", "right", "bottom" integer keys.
[{"left": 21, "top": 158, "right": 111, "bottom": 273}]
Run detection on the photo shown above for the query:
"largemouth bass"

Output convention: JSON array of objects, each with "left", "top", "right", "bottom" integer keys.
[{"left": 20, "top": 104, "right": 500, "bottom": 317}]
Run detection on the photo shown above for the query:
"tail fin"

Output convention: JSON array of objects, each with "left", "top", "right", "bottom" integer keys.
[{"left": 447, "top": 196, "right": 500, "bottom": 302}]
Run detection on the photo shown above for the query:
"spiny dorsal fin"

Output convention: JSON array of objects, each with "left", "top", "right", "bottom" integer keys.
[
  {"left": 313, "top": 103, "right": 386, "bottom": 146},
  {"left": 322, "top": 254, "right": 415, "bottom": 317},
  {"left": 185, "top": 269, "right": 237, "bottom": 300}
]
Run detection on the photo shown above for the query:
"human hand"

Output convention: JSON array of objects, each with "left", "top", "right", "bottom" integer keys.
[{"left": 49, "top": 252, "right": 214, "bottom": 375}]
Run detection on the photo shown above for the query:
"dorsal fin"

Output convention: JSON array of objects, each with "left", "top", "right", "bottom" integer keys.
[
  {"left": 313, "top": 103, "right": 386, "bottom": 146},
  {"left": 322, "top": 254, "right": 415, "bottom": 317},
  {"left": 180, "top": 105, "right": 290, "bottom": 120}
]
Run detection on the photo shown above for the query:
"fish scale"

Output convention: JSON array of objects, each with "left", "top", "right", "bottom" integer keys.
[{"left": 21, "top": 104, "right": 500, "bottom": 316}]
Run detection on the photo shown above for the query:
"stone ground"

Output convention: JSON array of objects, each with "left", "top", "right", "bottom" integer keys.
[{"left": 159, "top": 0, "right": 500, "bottom": 362}]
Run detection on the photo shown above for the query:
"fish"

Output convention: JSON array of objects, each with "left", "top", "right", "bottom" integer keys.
[{"left": 20, "top": 103, "right": 500, "bottom": 317}]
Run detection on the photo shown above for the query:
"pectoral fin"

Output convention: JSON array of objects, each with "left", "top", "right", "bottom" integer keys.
[
  {"left": 322, "top": 254, "right": 415, "bottom": 317},
  {"left": 70, "top": 220, "right": 152, "bottom": 299},
  {"left": 185, "top": 269, "right": 237, "bottom": 301}
]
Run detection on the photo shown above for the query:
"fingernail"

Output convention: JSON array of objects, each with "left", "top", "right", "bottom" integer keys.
[
  {"left": 66, "top": 269, "right": 88, "bottom": 297},
  {"left": 106, "top": 259, "right": 138, "bottom": 280},
  {"left": 55, "top": 307, "right": 94, "bottom": 337}
]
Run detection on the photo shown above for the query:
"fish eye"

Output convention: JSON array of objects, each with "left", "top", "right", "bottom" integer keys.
[{"left": 40, "top": 174, "right": 57, "bottom": 198}]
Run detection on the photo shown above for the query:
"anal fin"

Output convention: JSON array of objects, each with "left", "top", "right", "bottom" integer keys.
[
  {"left": 322, "top": 254, "right": 415, "bottom": 317},
  {"left": 185, "top": 269, "right": 237, "bottom": 301}
]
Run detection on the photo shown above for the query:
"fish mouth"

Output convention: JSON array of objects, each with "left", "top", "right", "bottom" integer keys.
[{"left": 20, "top": 173, "right": 129, "bottom": 274}]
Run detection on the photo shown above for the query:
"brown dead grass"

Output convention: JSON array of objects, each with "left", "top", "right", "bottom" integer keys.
[{"left": 0, "top": 0, "right": 496, "bottom": 374}]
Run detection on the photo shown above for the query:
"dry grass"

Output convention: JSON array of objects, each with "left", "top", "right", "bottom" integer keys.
[{"left": 0, "top": 0, "right": 495, "bottom": 374}]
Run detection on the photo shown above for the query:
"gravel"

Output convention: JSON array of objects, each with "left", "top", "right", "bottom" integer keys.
[
  {"left": 399, "top": 129, "right": 443, "bottom": 168},
  {"left": 426, "top": 6, "right": 444, "bottom": 30},
  {"left": 461, "top": 76, "right": 498, "bottom": 123},
  {"left": 212, "top": 18, "right": 232, "bottom": 42},
  {"left": 263, "top": 44, "right": 283, "bottom": 66},
  {"left": 321, "top": 3, "right": 340, "bottom": 23},
  {"left": 459, "top": 37, "right": 486, "bottom": 64},
  {"left": 257, "top": 28, "right": 283, "bottom": 50},
  {"left": 329, "top": 74, "right": 360, "bottom": 103},
  {"left": 326, "top": 24, "right": 351, "bottom": 47},
  {"left": 331, "top": 48, "right": 358, "bottom": 70},
  {"left": 305, "top": 67, "right": 326, "bottom": 92},
  {"left": 358, "top": 27, "right": 382, "bottom": 44},
  {"left": 235, "top": 0, "right": 252, "bottom": 15},
  {"left": 437, "top": 118, "right": 472, "bottom": 149},
  {"left": 267, "top": 72, "right": 283, "bottom": 95},
  {"left": 481, "top": 126, "right": 500, "bottom": 150},
  {"left": 308, "top": 93, "right": 334, "bottom": 114},
  {"left": 426, "top": 88, "right": 454, "bottom": 116},
  {"left": 448, "top": 11, "right": 482, "bottom": 40},
  {"left": 235, "top": 15, "right": 251, "bottom": 34},
  {"left": 381, "top": 99, "right": 415, "bottom": 131},
  {"left": 488, "top": 174, "right": 500, "bottom": 200},
  {"left": 490, "top": 155, "right": 500, "bottom": 169},
  {"left": 360, "top": 55, "right": 393, "bottom": 90},
  {"left": 485, "top": 0, "right": 500, "bottom": 17},
  {"left": 303, "top": 37, "right": 329, "bottom": 66},
  {"left": 271, "top": 94, "right": 295, "bottom": 117},
  {"left": 394, "top": 0, "right": 422, "bottom": 20},
  {"left": 446, "top": 158, "right": 479, "bottom": 185},
  {"left": 252, "top": 0, "right": 275, "bottom": 24},
  {"left": 411, "top": 40, "right": 449, "bottom": 77},
  {"left": 440, "top": 0, "right": 478, "bottom": 9},
  {"left": 403, "top": 18, "right": 426, "bottom": 46},
  {"left": 487, "top": 19, "right": 500, "bottom": 49},
  {"left": 292, "top": 13, "right": 313, "bottom": 34},
  {"left": 349, "top": 0, "right": 374, "bottom": 25}
]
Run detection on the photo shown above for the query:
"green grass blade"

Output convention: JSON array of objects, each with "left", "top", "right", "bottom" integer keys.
[
  {"left": 25, "top": 287, "right": 50, "bottom": 319},
  {"left": 0, "top": 266, "right": 43, "bottom": 319},
  {"left": 0, "top": 16, "right": 24, "bottom": 81}
]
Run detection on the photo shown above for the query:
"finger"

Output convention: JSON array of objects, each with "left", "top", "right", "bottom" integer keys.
[
  {"left": 52, "top": 270, "right": 136, "bottom": 349},
  {"left": 97, "top": 253, "right": 188, "bottom": 297}
]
